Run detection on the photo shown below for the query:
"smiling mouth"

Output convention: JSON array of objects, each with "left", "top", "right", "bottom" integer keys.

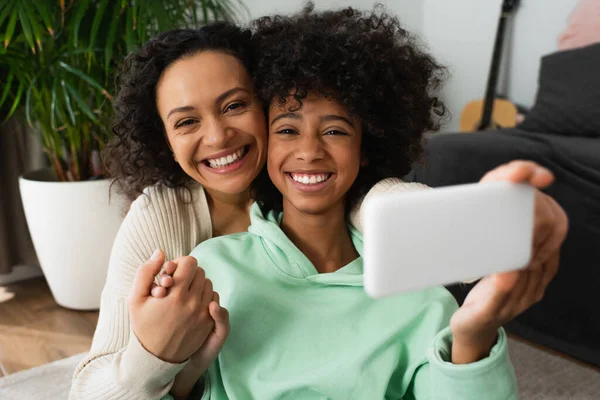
[
  {"left": 287, "top": 172, "right": 332, "bottom": 185},
  {"left": 203, "top": 146, "right": 249, "bottom": 169}
]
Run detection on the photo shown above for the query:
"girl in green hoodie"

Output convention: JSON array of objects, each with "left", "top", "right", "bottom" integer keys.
[{"left": 157, "top": 5, "right": 561, "bottom": 399}]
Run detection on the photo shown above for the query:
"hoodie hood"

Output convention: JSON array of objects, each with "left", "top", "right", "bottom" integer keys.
[{"left": 248, "top": 202, "right": 364, "bottom": 287}]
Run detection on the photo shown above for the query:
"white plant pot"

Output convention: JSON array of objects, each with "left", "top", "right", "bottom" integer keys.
[{"left": 19, "top": 169, "right": 126, "bottom": 310}]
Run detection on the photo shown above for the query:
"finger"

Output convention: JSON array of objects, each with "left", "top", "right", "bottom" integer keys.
[
  {"left": 151, "top": 284, "right": 167, "bottom": 298},
  {"left": 159, "top": 274, "right": 174, "bottom": 288},
  {"left": 189, "top": 267, "right": 207, "bottom": 295},
  {"left": 532, "top": 197, "right": 569, "bottom": 266},
  {"left": 212, "top": 291, "right": 220, "bottom": 304},
  {"left": 172, "top": 256, "right": 198, "bottom": 293},
  {"left": 514, "top": 268, "right": 543, "bottom": 317},
  {"left": 163, "top": 261, "right": 177, "bottom": 276},
  {"left": 537, "top": 252, "right": 560, "bottom": 301},
  {"left": 131, "top": 249, "right": 165, "bottom": 300},
  {"left": 200, "top": 279, "right": 214, "bottom": 307}
]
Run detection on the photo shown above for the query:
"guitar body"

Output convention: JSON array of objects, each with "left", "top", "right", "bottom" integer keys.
[
  {"left": 460, "top": 98, "right": 518, "bottom": 132},
  {"left": 459, "top": 0, "right": 520, "bottom": 133}
]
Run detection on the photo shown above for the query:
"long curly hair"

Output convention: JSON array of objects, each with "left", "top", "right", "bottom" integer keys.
[
  {"left": 251, "top": 3, "right": 447, "bottom": 213},
  {"left": 104, "top": 22, "right": 254, "bottom": 201}
]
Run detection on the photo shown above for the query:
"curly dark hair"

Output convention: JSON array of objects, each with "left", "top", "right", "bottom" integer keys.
[
  {"left": 251, "top": 3, "right": 447, "bottom": 214},
  {"left": 104, "top": 22, "right": 254, "bottom": 201}
]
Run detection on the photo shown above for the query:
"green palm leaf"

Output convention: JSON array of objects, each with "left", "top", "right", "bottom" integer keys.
[
  {"left": 88, "top": 0, "right": 109, "bottom": 51},
  {"left": 17, "top": 5, "right": 36, "bottom": 53},
  {"left": 58, "top": 61, "right": 112, "bottom": 99},
  {"left": 2, "top": 0, "right": 242, "bottom": 181},
  {"left": 63, "top": 81, "right": 99, "bottom": 124}
]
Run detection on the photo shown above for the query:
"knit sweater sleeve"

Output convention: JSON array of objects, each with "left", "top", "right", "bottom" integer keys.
[
  {"left": 69, "top": 184, "right": 212, "bottom": 400},
  {"left": 350, "top": 178, "right": 430, "bottom": 232}
]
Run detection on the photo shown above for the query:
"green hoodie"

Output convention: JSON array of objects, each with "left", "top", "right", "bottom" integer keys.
[{"left": 186, "top": 203, "right": 517, "bottom": 399}]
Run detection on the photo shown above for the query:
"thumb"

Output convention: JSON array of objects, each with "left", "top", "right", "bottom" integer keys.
[
  {"left": 192, "top": 300, "right": 230, "bottom": 370},
  {"left": 131, "top": 249, "right": 165, "bottom": 301},
  {"left": 480, "top": 161, "right": 554, "bottom": 188},
  {"left": 204, "top": 300, "right": 230, "bottom": 349}
]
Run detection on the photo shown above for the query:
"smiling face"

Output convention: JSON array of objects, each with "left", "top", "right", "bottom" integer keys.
[
  {"left": 267, "top": 93, "right": 362, "bottom": 216},
  {"left": 156, "top": 50, "right": 267, "bottom": 199}
]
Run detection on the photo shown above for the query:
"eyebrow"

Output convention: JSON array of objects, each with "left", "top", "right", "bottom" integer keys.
[
  {"left": 167, "top": 106, "right": 195, "bottom": 120},
  {"left": 270, "top": 112, "right": 301, "bottom": 126},
  {"left": 215, "top": 87, "right": 250, "bottom": 105},
  {"left": 166, "top": 87, "right": 250, "bottom": 120},
  {"left": 320, "top": 114, "right": 355, "bottom": 128},
  {"left": 270, "top": 112, "right": 355, "bottom": 128}
]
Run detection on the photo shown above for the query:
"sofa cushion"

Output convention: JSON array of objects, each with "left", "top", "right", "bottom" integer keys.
[{"left": 519, "top": 43, "right": 600, "bottom": 138}]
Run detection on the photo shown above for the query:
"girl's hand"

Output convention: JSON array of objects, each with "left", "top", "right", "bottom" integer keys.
[
  {"left": 128, "top": 251, "right": 215, "bottom": 364},
  {"left": 170, "top": 292, "right": 230, "bottom": 399},
  {"left": 449, "top": 160, "right": 568, "bottom": 364}
]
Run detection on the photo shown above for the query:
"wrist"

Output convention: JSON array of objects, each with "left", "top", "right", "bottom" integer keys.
[
  {"left": 171, "top": 365, "right": 206, "bottom": 399},
  {"left": 451, "top": 329, "right": 498, "bottom": 364}
]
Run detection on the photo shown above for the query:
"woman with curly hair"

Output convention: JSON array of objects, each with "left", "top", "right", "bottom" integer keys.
[
  {"left": 70, "top": 5, "right": 567, "bottom": 400},
  {"left": 154, "top": 5, "right": 564, "bottom": 400}
]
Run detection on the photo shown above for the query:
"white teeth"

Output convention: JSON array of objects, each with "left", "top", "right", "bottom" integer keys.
[
  {"left": 290, "top": 173, "right": 330, "bottom": 185},
  {"left": 206, "top": 148, "right": 246, "bottom": 168}
]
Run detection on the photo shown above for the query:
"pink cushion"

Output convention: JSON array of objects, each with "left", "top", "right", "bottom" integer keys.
[{"left": 558, "top": 0, "right": 600, "bottom": 51}]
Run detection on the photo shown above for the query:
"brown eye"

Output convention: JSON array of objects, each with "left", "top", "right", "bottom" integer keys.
[
  {"left": 324, "top": 130, "right": 348, "bottom": 136},
  {"left": 275, "top": 128, "right": 297, "bottom": 135},
  {"left": 224, "top": 102, "right": 246, "bottom": 113},
  {"left": 175, "top": 119, "right": 197, "bottom": 128}
]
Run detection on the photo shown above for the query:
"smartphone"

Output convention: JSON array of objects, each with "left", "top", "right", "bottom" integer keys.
[{"left": 362, "top": 181, "right": 535, "bottom": 298}]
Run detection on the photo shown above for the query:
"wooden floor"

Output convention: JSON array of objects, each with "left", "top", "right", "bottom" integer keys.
[{"left": 0, "top": 277, "right": 98, "bottom": 376}]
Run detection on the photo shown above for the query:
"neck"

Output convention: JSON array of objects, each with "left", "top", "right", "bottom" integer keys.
[
  {"left": 205, "top": 189, "right": 253, "bottom": 237},
  {"left": 281, "top": 199, "right": 358, "bottom": 274}
]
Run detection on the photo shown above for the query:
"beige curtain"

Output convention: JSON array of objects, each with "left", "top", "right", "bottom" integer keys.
[{"left": 0, "top": 118, "right": 43, "bottom": 274}]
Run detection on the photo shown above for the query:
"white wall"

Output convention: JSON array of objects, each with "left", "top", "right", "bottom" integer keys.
[
  {"left": 241, "top": 0, "right": 580, "bottom": 131},
  {"left": 507, "top": 0, "right": 579, "bottom": 108}
]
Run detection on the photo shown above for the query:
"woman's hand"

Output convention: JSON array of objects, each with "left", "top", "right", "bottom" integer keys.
[
  {"left": 128, "top": 250, "right": 215, "bottom": 364},
  {"left": 449, "top": 160, "right": 568, "bottom": 364}
]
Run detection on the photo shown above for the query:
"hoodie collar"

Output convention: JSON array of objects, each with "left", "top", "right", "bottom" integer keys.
[{"left": 248, "top": 202, "right": 364, "bottom": 286}]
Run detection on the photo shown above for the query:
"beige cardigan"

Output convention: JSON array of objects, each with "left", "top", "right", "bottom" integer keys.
[{"left": 69, "top": 178, "right": 428, "bottom": 400}]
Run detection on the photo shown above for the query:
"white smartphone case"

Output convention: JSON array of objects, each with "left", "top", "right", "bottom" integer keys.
[{"left": 362, "top": 182, "right": 535, "bottom": 298}]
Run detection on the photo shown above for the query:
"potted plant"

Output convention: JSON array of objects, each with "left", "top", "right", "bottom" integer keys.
[{"left": 0, "top": 0, "right": 245, "bottom": 309}]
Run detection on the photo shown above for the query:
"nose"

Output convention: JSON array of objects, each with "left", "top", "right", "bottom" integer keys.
[
  {"left": 202, "top": 117, "right": 234, "bottom": 148},
  {"left": 295, "top": 135, "right": 325, "bottom": 162}
]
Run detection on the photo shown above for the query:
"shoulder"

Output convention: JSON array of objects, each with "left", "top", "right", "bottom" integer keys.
[
  {"left": 367, "top": 177, "right": 430, "bottom": 195},
  {"left": 130, "top": 182, "right": 205, "bottom": 214}
]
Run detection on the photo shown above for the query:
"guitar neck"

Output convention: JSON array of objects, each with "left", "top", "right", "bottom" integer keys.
[{"left": 480, "top": 13, "right": 509, "bottom": 129}]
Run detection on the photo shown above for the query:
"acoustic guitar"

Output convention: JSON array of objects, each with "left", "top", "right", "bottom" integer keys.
[{"left": 460, "top": 0, "right": 520, "bottom": 132}]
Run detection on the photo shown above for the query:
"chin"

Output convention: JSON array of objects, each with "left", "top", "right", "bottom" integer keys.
[
  {"left": 203, "top": 174, "right": 255, "bottom": 196},
  {"left": 284, "top": 198, "right": 335, "bottom": 216}
]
